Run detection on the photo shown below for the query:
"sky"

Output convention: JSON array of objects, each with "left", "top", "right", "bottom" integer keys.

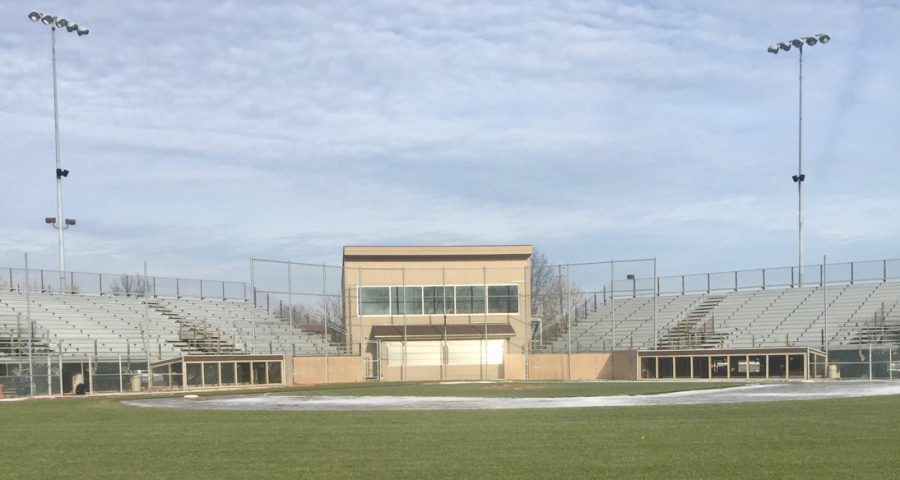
[{"left": 1, "top": 0, "right": 898, "bottom": 284}]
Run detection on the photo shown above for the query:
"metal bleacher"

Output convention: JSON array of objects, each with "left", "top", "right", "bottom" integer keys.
[
  {"left": 0, "top": 290, "right": 328, "bottom": 359},
  {"left": 545, "top": 280, "right": 900, "bottom": 352}
]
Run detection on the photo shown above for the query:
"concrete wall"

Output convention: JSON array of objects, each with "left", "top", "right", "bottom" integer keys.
[
  {"left": 504, "top": 353, "right": 527, "bottom": 380},
  {"left": 529, "top": 353, "right": 615, "bottom": 380},
  {"left": 611, "top": 350, "right": 638, "bottom": 380},
  {"left": 292, "top": 351, "right": 637, "bottom": 385},
  {"left": 292, "top": 356, "right": 364, "bottom": 385}
]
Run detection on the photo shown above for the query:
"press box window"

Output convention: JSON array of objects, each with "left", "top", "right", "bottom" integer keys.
[
  {"left": 488, "top": 285, "right": 518, "bottom": 313},
  {"left": 391, "top": 286, "right": 423, "bottom": 315},
  {"left": 358, "top": 287, "right": 389, "bottom": 315},
  {"left": 455, "top": 286, "right": 485, "bottom": 314},
  {"left": 423, "top": 286, "right": 455, "bottom": 314}
]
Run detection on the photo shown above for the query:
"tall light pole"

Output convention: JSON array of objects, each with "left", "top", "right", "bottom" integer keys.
[
  {"left": 28, "top": 11, "right": 89, "bottom": 293},
  {"left": 768, "top": 33, "right": 830, "bottom": 288}
]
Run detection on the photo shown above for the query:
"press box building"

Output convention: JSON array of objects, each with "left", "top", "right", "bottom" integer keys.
[{"left": 341, "top": 245, "right": 532, "bottom": 381}]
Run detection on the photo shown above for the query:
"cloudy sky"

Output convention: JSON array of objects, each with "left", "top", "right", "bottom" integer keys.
[{"left": 1, "top": 0, "right": 897, "bottom": 283}]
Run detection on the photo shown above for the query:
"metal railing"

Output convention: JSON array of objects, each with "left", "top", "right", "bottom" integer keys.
[{"left": 0, "top": 266, "right": 248, "bottom": 301}]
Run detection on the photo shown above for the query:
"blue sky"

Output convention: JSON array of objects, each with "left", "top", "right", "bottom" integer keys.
[{"left": 1, "top": 0, "right": 898, "bottom": 282}]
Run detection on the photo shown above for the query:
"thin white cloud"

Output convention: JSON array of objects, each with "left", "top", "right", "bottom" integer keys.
[{"left": 1, "top": 0, "right": 898, "bottom": 282}]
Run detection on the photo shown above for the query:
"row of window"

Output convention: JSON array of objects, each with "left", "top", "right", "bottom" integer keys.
[{"left": 358, "top": 285, "right": 519, "bottom": 316}]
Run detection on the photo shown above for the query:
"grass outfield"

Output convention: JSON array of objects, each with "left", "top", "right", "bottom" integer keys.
[{"left": 1, "top": 387, "right": 898, "bottom": 479}]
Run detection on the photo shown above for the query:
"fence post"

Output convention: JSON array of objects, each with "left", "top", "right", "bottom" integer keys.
[
  {"left": 118, "top": 354, "right": 123, "bottom": 393},
  {"left": 58, "top": 354, "right": 63, "bottom": 395},
  {"left": 850, "top": 262, "right": 855, "bottom": 285},
  {"left": 706, "top": 273, "right": 710, "bottom": 294},
  {"left": 87, "top": 355, "right": 93, "bottom": 396},
  {"left": 681, "top": 275, "right": 685, "bottom": 295},
  {"left": 869, "top": 343, "right": 873, "bottom": 380},
  {"left": 176, "top": 278, "right": 180, "bottom": 298},
  {"left": 47, "top": 355, "right": 52, "bottom": 396},
  {"left": 734, "top": 271, "right": 738, "bottom": 292},
  {"left": 883, "top": 260, "right": 887, "bottom": 282}
]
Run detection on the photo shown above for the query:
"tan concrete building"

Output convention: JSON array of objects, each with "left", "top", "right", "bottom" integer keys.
[{"left": 341, "top": 245, "right": 532, "bottom": 381}]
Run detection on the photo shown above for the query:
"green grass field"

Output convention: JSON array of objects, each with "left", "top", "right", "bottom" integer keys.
[{"left": 2, "top": 383, "right": 898, "bottom": 479}]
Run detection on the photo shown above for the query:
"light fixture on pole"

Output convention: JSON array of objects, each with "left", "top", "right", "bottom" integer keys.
[
  {"left": 768, "top": 33, "right": 830, "bottom": 288},
  {"left": 28, "top": 11, "right": 89, "bottom": 293}
]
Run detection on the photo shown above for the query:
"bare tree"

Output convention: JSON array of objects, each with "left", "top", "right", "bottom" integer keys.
[
  {"left": 109, "top": 273, "right": 149, "bottom": 297},
  {"left": 530, "top": 249, "right": 586, "bottom": 344}
]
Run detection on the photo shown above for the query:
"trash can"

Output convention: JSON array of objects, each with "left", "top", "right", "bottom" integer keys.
[
  {"left": 131, "top": 371, "right": 142, "bottom": 392},
  {"left": 827, "top": 364, "right": 840, "bottom": 379},
  {"left": 71, "top": 373, "right": 84, "bottom": 394}
]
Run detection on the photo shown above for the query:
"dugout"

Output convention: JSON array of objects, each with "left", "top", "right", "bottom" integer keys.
[
  {"left": 638, "top": 347, "right": 827, "bottom": 380},
  {"left": 151, "top": 354, "right": 285, "bottom": 390}
]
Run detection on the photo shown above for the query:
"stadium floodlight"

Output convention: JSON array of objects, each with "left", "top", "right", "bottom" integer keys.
[
  {"left": 27, "top": 11, "right": 89, "bottom": 293},
  {"left": 768, "top": 33, "right": 831, "bottom": 288}
]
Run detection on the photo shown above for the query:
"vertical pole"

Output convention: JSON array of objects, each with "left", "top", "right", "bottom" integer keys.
[
  {"left": 323, "top": 263, "right": 329, "bottom": 383},
  {"left": 524, "top": 264, "right": 529, "bottom": 380},
  {"left": 653, "top": 258, "right": 658, "bottom": 350},
  {"left": 797, "top": 45, "right": 804, "bottom": 289},
  {"left": 610, "top": 260, "right": 616, "bottom": 379},
  {"left": 144, "top": 261, "right": 152, "bottom": 388},
  {"left": 358, "top": 267, "right": 364, "bottom": 380},
  {"left": 823, "top": 255, "right": 828, "bottom": 357},
  {"left": 287, "top": 262, "right": 294, "bottom": 354},
  {"left": 250, "top": 258, "right": 256, "bottom": 354},
  {"left": 400, "top": 267, "right": 408, "bottom": 381},
  {"left": 483, "top": 266, "right": 489, "bottom": 380},
  {"left": 762, "top": 268, "right": 766, "bottom": 290},
  {"left": 118, "top": 354, "right": 123, "bottom": 393},
  {"left": 87, "top": 355, "right": 93, "bottom": 396},
  {"left": 49, "top": 27, "right": 67, "bottom": 293},
  {"left": 58, "top": 354, "right": 63, "bottom": 395},
  {"left": 442, "top": 266, "right": 447, "bottom": 381},
  {"left": 25, "top": 253, "right": 35, "bottom": 396},
  {"left": 868, "top": 343, "right": 873, "bottom": 380},
  {"left": 47, "top": 355, "right": 52, "bottom": 396},
  {"left": 565, "top": 265, "right": 571, "bottom": 359},
  {"left": 850, "top": 262, "right": 855, "bottom": 284},
  {"left": 889, "top": 348, "right": 893, "bottom": 381}
]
